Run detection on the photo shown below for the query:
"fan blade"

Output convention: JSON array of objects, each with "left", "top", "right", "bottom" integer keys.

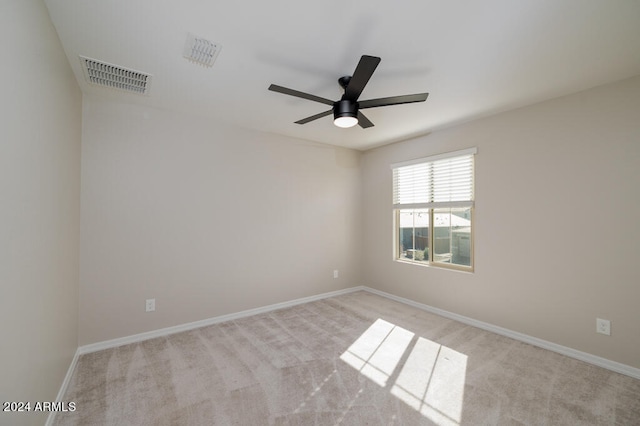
[
  {"left": 268, "top": 84, "right": 334, "bottom": 106},
  {"left": 295, "top": 109, "right": 333, "bottom": 125},
  {"left": 357, "top": 111, "right": 374, "bottom": 128},
  {"left": 344, "top": 55, "right": 381, "bottom": 101},
  {"left": 359, "top": 93, "right": 429, "bottom": 109}
]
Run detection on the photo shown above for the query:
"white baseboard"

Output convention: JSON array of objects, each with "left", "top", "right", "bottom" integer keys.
[
  {"left": 46, "top": 348, "right": 81, "bottom": 426},
  {"left": 363, "top": 287, "right": 640, "bottom": 380},
  {"left": 78, "top": 286, "right": 366, "bottom": 355},
  {"left": 57, "top": 282, "right": 638, "bottom": 415}
]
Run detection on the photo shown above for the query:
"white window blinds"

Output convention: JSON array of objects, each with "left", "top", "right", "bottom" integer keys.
[{"left": 392, "top": 148, "right": 476, "bottom": 209}]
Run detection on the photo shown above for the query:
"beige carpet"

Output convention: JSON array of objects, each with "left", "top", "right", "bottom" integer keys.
[{"left": 54, "top": 291, "right": 640, "bottom": 425}]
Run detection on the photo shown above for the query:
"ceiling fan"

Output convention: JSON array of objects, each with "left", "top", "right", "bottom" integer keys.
[{"left": 268, "top": 55, "right": 429, "bottom": 129}]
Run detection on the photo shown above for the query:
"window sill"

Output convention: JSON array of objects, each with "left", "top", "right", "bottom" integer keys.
[{"left": 394, "top": 258, "right": 474, "bottom": 273}]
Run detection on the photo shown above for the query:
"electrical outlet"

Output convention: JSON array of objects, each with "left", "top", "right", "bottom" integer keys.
[
  {"left": 333, "top": 270, "right": 339, "bottom": 279},
  {"left": 596, "top": 318, "right": 610, "bottom": 335},
  {"left": 146, "top": 298, "right": 155, "bottom": 312}
]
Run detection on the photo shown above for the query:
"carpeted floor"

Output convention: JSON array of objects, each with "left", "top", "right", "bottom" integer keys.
[{"left": 53, "top": 291, "right": 640, "bottom": 425}]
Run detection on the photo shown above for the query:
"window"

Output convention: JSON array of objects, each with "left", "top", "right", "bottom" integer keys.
[{"left": 392, "top": 148, "right": 476, "bottom": 271}]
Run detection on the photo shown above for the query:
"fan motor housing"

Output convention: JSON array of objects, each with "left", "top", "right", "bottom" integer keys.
[{"left": 333, "top": 99, "right": 358, "bottom": 120}]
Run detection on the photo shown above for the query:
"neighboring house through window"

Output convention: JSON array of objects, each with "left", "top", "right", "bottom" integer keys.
[{"left": 391, "top": 148, "right": 476, "bottom": 271}]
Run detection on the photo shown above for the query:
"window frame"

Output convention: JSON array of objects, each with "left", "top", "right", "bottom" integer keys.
[{"left": 391, "top": 148, "right": 476, "bottom": 272}]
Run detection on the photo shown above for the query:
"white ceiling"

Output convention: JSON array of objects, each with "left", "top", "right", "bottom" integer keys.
[{"left": 44, "top": 0, "right": 640, "bottom": 151}]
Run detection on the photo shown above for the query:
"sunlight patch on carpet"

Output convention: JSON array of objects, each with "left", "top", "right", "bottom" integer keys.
[
  {"left": 341, "top": 319, "right": 467, "bottom": 425},
  {"left": 339, "top": 319, "right": 414, "bottom": 386}
]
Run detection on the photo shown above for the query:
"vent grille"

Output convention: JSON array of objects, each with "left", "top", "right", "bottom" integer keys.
[
  {"left": 183, "top": 33, "right": 221, "bottom": 67},
  {"left": 80, "top": 56, "right": 152, "bottom": 95}
]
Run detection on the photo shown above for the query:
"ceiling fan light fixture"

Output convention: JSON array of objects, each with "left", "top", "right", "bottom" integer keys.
[
  {"left": 269, "top": 55, "right": 428, "bottom": 129},
  {"left": 333, "top": 100, "right": 358, "bottom": 128},
  {"left": 334, "top": 116, "right": 358, "bottom": 128}
]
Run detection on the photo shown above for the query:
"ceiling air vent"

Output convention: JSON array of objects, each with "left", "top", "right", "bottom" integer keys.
[
  {"left": 80, "top": 56, "right": 152, "bottom": 95},
  {"left": 183, "top": 33, "right": 221, "bottom": 67}
]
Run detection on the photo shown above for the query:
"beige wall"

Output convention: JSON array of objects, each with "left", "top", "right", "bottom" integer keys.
[
  {"left": 78, "top": 95, "right": 362, "bottom": 345},
  {"left": 2, "top": 6, "right": 638, "bottom": 414},
  {"left": 362, "top": 75, "right": 640, "bottom": 368},
  {"left": 0, "top": 1, "right": 82, "bottom": 425}
]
